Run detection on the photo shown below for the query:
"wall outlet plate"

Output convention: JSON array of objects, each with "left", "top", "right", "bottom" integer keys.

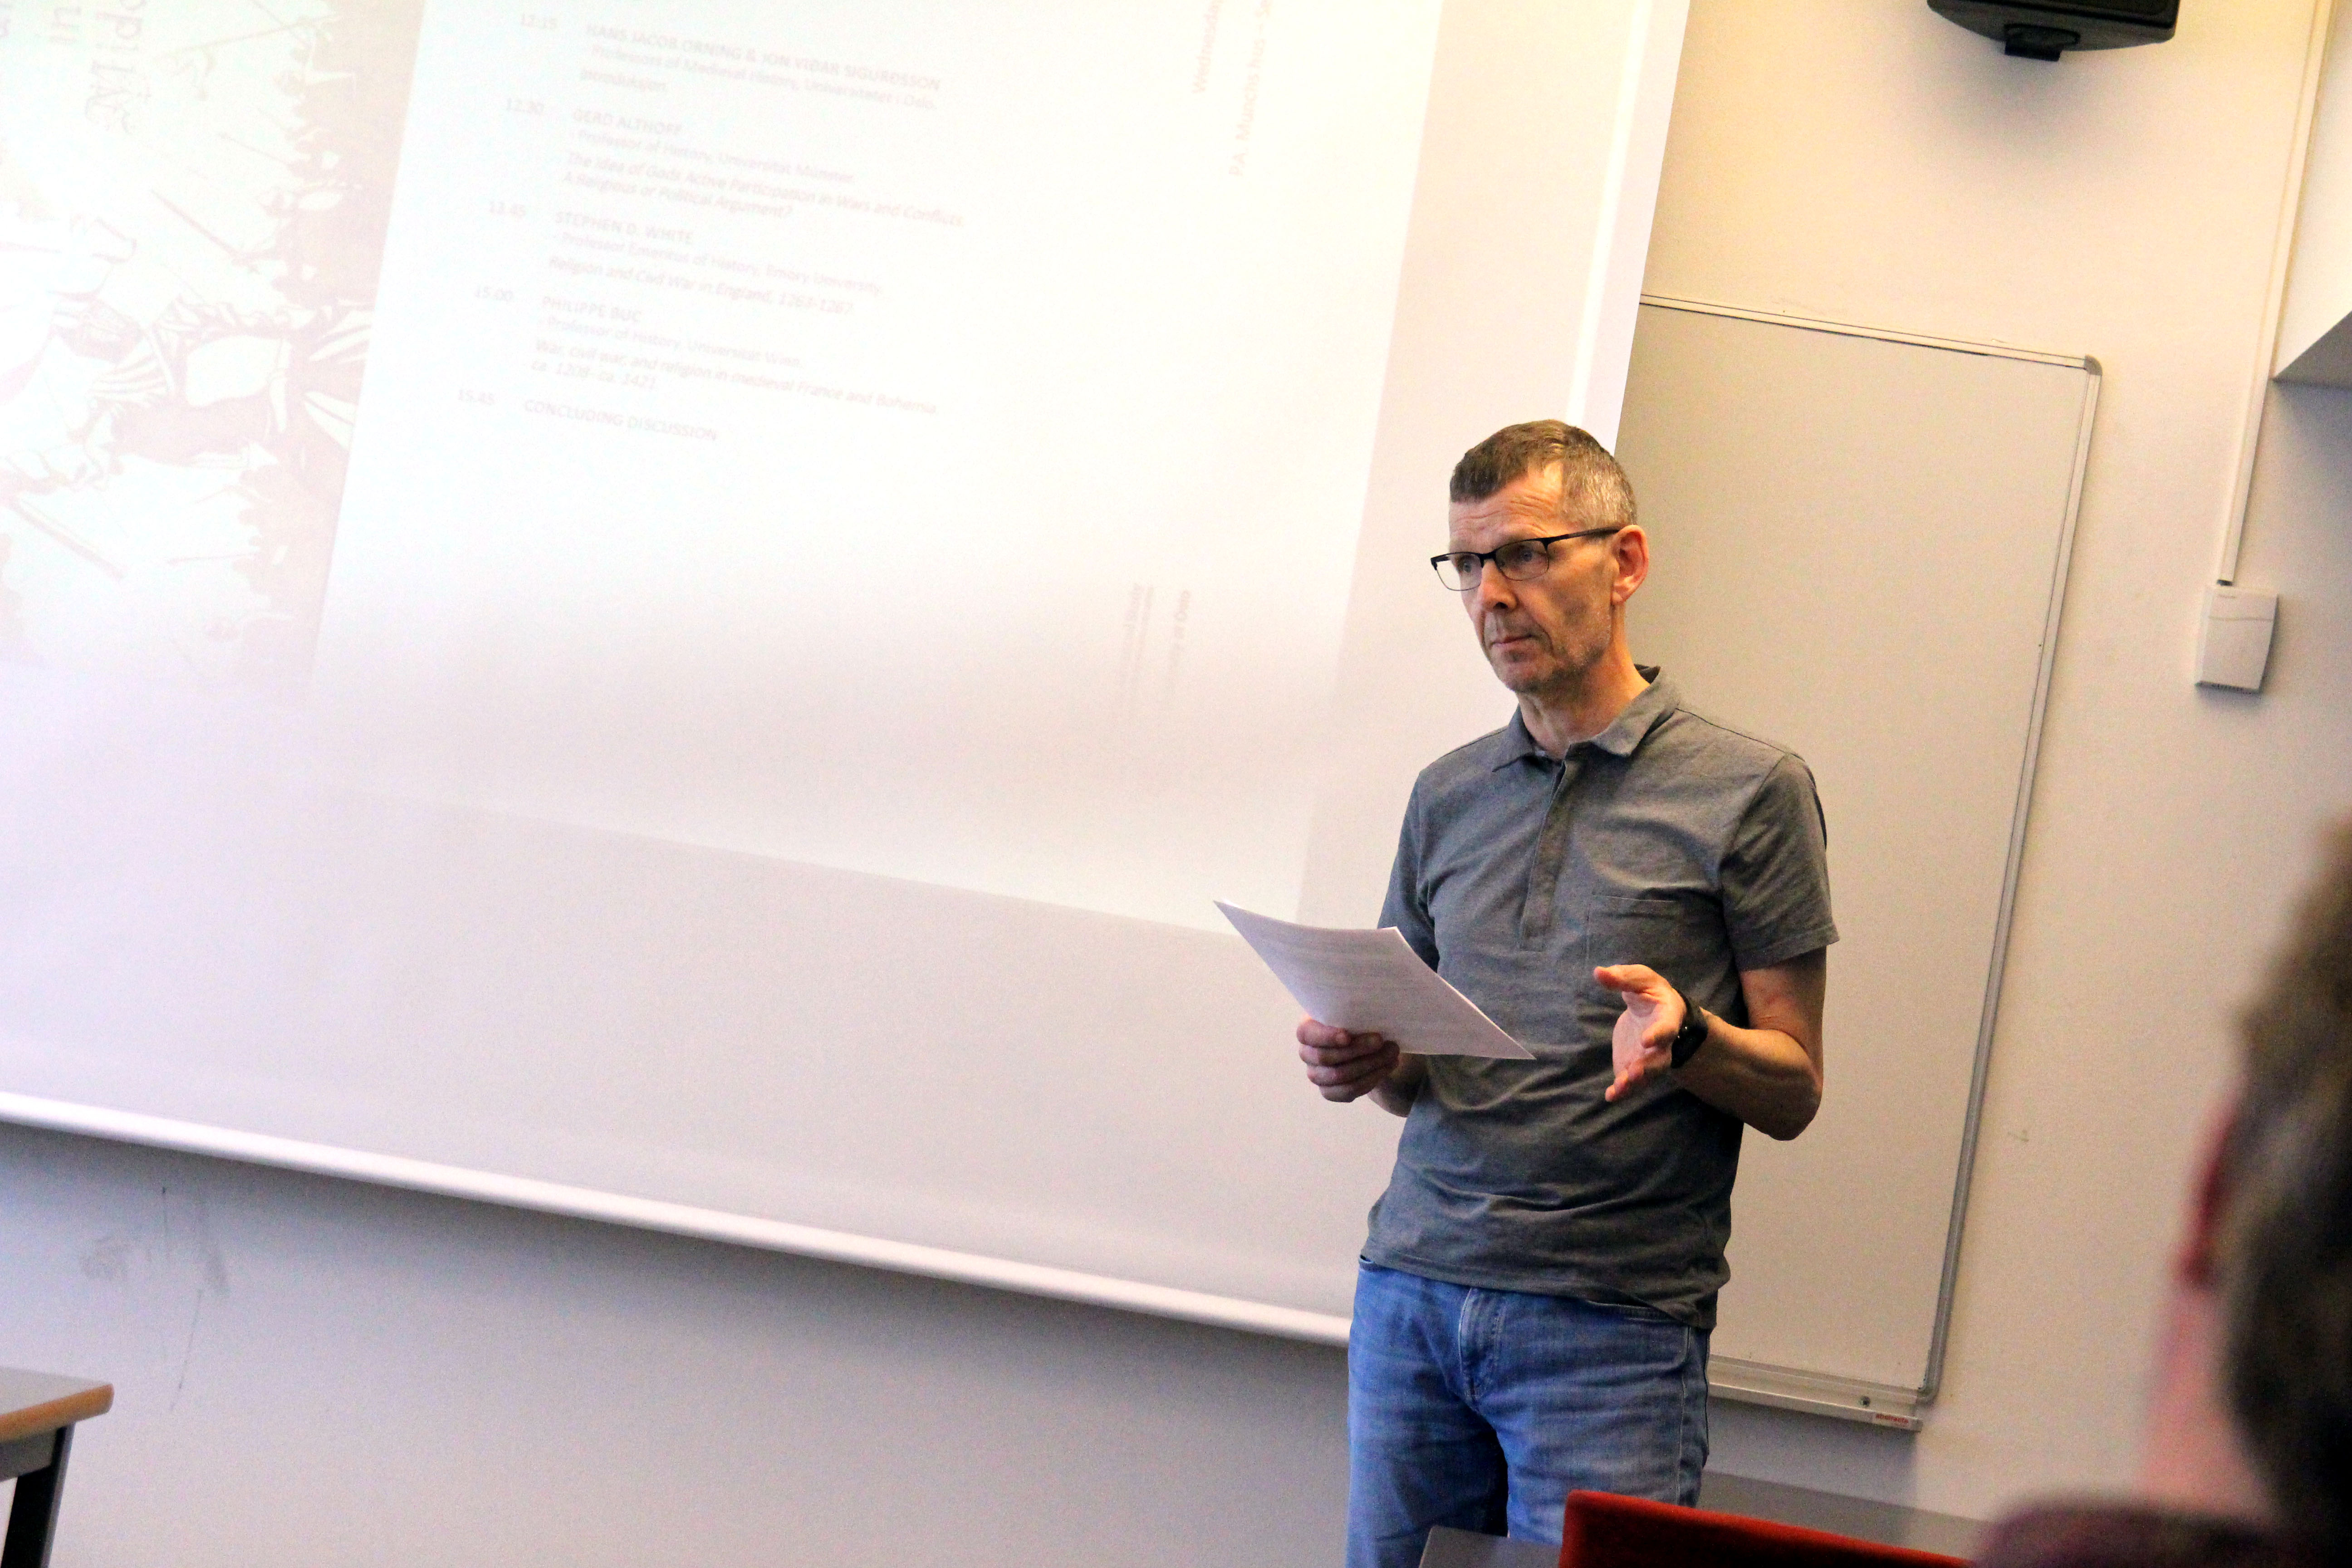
[{"left": 2197, "top": 585, "right": 2279, "bottom": 692}]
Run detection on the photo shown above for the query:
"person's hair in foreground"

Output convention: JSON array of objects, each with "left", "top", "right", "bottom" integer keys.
[{"left": 2221, "top": 823, "right": 2352, "bottom": 1555}]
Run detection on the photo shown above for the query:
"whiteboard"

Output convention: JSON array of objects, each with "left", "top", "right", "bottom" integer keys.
[{"left": 1612, "top": 299, "right": 2099, "bottom": 1423}]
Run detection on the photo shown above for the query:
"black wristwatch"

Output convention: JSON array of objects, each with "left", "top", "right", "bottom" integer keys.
[{"left": 1667, "top": 991, "right": 1710, "bottom": 1070}]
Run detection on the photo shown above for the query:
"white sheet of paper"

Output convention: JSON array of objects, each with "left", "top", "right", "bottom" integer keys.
[{"left": 1215, "top": 902, "right": 1534, "bottom": 1059}]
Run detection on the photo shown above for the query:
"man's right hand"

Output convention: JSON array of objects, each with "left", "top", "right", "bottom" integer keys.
[{"left": 1297, "top": 1017, "right": 1408, "bottom": 1105}]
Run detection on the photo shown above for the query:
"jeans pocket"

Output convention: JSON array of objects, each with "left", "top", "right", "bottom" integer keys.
[{"left": 1589, "top": 1298, "right": 1681, "bottom": 1327}]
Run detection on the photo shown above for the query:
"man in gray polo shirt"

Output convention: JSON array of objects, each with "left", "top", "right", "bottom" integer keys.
[{"left": 1298, "top": 420, "right": 1835, "bottom": 1568}]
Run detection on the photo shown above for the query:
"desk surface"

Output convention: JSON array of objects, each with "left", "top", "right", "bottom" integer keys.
[
  {"left": 0, "top": 1370, "right": 111, "bottom": 1445},
  {"left": 1418, "top": 1527, "right": 1557, "bottom": 1568}
]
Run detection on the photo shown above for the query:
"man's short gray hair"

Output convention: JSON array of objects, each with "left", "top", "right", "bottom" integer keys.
[
  {"left": 2223, "top": 823, "right": 2352, "bottom": 1555},
  {"left": 1449, "top": 419, "right": 1636, "bottom": 534}
]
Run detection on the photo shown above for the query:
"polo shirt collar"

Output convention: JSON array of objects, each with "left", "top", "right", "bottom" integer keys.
[{"left": 1490, "top": 666, "right": 1679, "bottom": 768}]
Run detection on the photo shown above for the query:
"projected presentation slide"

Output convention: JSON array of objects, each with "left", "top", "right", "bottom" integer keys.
[{"left": 0, "top": 0, "right": 1444, "bottom": 931}]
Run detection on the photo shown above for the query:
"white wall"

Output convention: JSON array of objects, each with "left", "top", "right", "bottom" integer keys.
[
  {"left": 8, "top": 0, "right": 2352, "bottom": 1559},
  {"left": 1650, "top": 0, "right": 2352, "bottom": 1522},
  {"left": 0, "top": 1122, "right": 1351, "bottom": 1567}
]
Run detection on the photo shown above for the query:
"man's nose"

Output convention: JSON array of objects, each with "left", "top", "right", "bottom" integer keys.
[{"left": 1474, "top": 558, "right": 1517, "bottom": 607}]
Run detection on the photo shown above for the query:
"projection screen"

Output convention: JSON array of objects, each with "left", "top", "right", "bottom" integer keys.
[{"left": 0, "top": 0, "right": 1689, "bottom": 1338}]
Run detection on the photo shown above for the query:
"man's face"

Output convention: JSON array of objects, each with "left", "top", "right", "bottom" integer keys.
[{"left": 1447, "top": 465, "right": 1633, "bottom": 699}]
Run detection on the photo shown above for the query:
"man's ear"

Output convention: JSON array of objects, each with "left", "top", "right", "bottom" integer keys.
[
  {"left": 2178, "top": 1092, "right": 2242, "bottom": 1290},
  {"left": 1612, "top": 525, "right": 1650, "bottom": 605}
]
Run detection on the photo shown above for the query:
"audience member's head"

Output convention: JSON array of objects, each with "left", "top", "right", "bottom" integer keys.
[
  {"left": 1985, "top": 827, "right": 2352, "bottom": 1568},
  {"left": 2019, "top": 823, "right": 2352, "bottom": 1568},
  {"left": 2210, "top": 823, "right": 2352, "bottom": 1553}
]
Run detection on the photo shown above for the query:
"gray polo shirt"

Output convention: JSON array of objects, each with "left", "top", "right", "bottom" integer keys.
[{"left": 1361, "top": 670, "right": 1836, "bottom": 1330}]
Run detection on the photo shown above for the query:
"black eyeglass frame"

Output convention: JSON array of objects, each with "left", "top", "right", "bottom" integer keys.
[{"left": 1429, "top": 526, "right": 1625, "bottom": 591}]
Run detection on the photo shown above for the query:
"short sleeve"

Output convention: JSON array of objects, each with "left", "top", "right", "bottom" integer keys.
[
  {"left": 1720, "top": 754, "right": 1838, "bottom": 972},
  {"left": 1379, "top": 780, "right": 1441, "bottom": 970}
]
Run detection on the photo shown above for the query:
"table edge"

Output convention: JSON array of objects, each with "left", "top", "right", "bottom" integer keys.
[{"left": 0, "top": 1386, "right": 113, "bottom": 1445}]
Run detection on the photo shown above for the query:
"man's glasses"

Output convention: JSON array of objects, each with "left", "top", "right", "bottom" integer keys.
[{"left": 1429, "top": 527, "right": 1624, "bottom": 592}]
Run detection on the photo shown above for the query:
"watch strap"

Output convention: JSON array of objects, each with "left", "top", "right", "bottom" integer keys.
[{"left": 1668, "top": 992, "right": 1710, "bottom": 1070}]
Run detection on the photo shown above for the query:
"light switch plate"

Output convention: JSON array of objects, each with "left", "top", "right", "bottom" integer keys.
[{"left": 2197, "top": 585, "right": 2278, "bottom": 692}]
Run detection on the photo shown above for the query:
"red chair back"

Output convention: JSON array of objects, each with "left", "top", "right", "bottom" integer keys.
[{"left": 1559, "top": 1490, "right": 1969, "bottom": 1568}]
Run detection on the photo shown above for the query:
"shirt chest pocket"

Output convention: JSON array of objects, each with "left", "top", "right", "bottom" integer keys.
[{"left": 1582, "top": 893, "right": 1724, "bottom": 997}]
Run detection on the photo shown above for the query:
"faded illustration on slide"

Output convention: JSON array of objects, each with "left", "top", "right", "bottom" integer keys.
[{"left": 0, "top": 0, "right": 422, "bottom": 685}]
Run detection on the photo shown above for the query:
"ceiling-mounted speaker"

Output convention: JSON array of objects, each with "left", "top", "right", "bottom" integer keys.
[{"left": 1927, "top": 1, "right": 2178, "bottom": 61}]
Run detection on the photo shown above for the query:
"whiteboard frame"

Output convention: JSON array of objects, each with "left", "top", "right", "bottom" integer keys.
[{"left": 1635, "top": 294, "right": 2102, "bottom": 1429}]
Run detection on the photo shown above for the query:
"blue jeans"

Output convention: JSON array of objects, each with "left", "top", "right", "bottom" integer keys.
[{"left": 1346, "top": 1262, "right": 1709, "bottom": 1568}]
